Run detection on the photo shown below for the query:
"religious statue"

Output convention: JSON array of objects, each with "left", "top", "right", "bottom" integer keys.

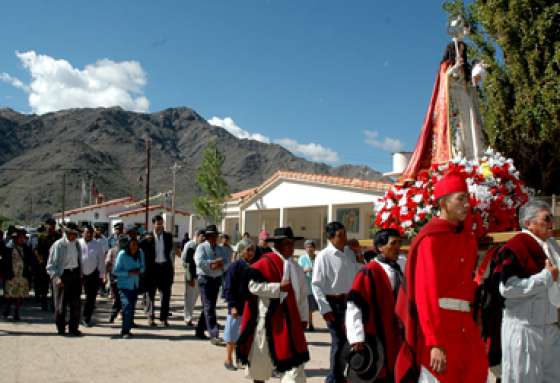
[{"left": 402, "top": 16, "right": 486, "bottom": 180}]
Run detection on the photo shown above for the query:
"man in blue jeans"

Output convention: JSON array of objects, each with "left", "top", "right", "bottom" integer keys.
[{"left": 194, "top": 224, "right": 229, "bottom": 345}]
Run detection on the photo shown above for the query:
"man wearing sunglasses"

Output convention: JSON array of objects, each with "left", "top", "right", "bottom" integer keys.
[{"left": 500, "top": 200, "right": 560, "bottom": 383}]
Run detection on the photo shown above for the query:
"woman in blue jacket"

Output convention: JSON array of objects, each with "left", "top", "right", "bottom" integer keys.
[{"left": 113, "top": 237, "right": 145, "bottom": 338}]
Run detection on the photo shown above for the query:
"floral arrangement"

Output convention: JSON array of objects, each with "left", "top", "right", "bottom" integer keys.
[{"left": 374, "top": 149, "right": 529, "bottom": 239}]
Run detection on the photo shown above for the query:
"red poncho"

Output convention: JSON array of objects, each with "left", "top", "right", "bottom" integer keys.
[
  {"left": 347, "top": 260, "right": 402, "bottom": 380},
  {"left": 236, "top": 252, "right": 310, "bottom": 372}
]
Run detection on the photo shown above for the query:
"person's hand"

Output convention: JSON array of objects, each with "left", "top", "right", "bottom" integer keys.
[
  {"left": 323, "top": 311, "right": 335, "bottom": 323},
  {"left": 231, "top": 307, "right": 238, "bottom": 319},
  {"left": 54, "top": 277, "right": 64, "bottom": 288},
  {"left": 280, "top": 280, "right": 291, "bottom": 292},
  {"left": 546, "top": 259, "right": 559, "bottom": 282},
  {"left": 430, "top": 346, "right": 447, "bottom": 374},
  {"left": 352, "top": 342, "right": 364, "bottom": 352}
]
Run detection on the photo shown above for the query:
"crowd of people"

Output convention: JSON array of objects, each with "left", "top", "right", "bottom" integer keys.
[{"left": 1, "top": 173, "right": 560, "bottom": 383}]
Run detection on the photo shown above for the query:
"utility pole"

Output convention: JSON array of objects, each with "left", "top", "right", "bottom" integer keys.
[
  {"left": 144, "top": 136, "right": 152, "bottom": 232},
  {"left": 61, "top": 173, "right": 66, "bottom": 223},
  {"left": 170, "top": 162, "right": 181, "bottom": 238}
]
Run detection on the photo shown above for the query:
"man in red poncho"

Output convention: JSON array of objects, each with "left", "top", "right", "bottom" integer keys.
[
  {"left": 237, "top": 227, "right": 309, "bottom": 383},
  {"left": 395, "top": 173, "right": 488, "bottom": 383},
  {"left": 345, "top": 228, "right": 404, "bottom": 382}
]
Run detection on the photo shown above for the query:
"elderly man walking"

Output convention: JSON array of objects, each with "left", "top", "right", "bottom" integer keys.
[
  {"left": 181, "top": 229, "right": 205, "bottom": 328},
  {"left": 46, "top": 222, "right": 83, "bottom": 336},
  {"left": 499, "top": 200, "right": 560, "bottom": 383},
  {"left": 395, "top": 173, "right": 488, "bottom": 383},
  {"left": 312, "top": 221, "right": 360, "bottom": 383},
  {"left": 79, "top": 225, "right": 106, "bottom": 327},
  {"left": 237, "top": 227, "right": 309, "bottom": 383}
]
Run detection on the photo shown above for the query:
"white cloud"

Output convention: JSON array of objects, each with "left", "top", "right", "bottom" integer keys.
[
  {"left": 364, "top": 130, "right": 403, "bottom": 152},
  {"left": 0, "top": 72, "right": 29, "bottom": 92},
  {"left": 208, "top": 116, "right": 340, "bottom": 163},
  {"left": 275, "top": 138, "right": 340, "bottom": 163},
  {"left": 0, "top": 50, "right": 149, "bottom": 114},
  {"left": 208, "top": 116, "right": 271, "bottom": 143}
]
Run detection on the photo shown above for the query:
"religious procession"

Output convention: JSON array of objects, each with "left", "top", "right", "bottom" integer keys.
[{"left": 1, "top": 2, "right": 559, "bottom": 383}]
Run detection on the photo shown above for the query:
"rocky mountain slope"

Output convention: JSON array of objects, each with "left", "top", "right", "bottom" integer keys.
[{"left": 0, "top": 107, "right": 386, "bottom": 222}]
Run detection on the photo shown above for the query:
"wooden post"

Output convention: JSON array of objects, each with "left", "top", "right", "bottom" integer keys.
[
  {"left": 144, "top": 137, "right": 151, "bottom": 232},
  {"left": 61, "top": 173, "right": 66, "bottom": 223},
  {"left": 170, "top": 162, "right": 181, "bottom": 237}
]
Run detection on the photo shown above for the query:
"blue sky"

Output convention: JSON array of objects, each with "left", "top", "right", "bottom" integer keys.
[{"left": 0, "top": 0, "right": 453, "bottom": 172}]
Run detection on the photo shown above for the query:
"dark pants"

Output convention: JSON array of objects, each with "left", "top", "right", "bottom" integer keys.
[
  {"left": 326, "top": 296, "right": 348, "bottom": 383},
  {"left": 119, "top": 288, "right": 137, "bottom": 335},
  {"left": 53, "top": 268, "right": 82, "bottom": 334},
  {"left": 82, "top": 270, "right": 100, "bottom": 323},
  {"left": 198, "top": 275, "right": 221, "bottom": 339},
  {"left": 34, "top": 265, "right": 50, "bottom": 309},
  {"left": 110, "top": 279, "right": 122, "bottom": 318},
  {"left": 146, "top": 262, "right": 173, "bottom": 321}
]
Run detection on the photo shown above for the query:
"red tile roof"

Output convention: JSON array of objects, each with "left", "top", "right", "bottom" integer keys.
[
  {"left": 227, "top": 170, "right": 391, "bottom": 202},
  {"left": 110, "top": 204, "right": 190, "bottom": 218},
  {"left": 54, "top": 197, "right": 137, "bottom": 218}
]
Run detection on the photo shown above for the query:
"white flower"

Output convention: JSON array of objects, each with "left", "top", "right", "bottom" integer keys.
[{"left": 381, "top": 212, "right": 391, "bottom": 222}]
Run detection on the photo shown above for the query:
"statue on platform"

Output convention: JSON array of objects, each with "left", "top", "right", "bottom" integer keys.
[{"left": 403, "top": 17, "right": 486, "bottom": 179}]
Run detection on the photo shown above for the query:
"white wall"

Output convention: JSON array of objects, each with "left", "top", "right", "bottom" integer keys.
[{"left": 244, "top": 181, "right": 383, "bottom": 211}]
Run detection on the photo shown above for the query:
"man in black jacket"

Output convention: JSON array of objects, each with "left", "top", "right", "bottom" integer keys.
[{"left": 140, "top": 215, "right": 174, "bottom": 327}]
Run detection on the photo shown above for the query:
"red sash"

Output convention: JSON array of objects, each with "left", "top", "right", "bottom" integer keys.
[{"left": 236, "top": 252, "right": 309, "bottom": 372}]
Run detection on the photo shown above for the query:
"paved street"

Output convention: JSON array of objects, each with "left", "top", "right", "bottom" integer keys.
[{"left": 0, "top": 264, "right": 331, "bottom": 383}]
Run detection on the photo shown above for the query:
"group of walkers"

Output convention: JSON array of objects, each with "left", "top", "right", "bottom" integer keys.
[{"left": 1, "top": 172, "right": 560, "bottom": 383}]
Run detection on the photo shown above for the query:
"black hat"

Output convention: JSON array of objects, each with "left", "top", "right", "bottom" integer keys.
[
  {"left": 45, "top": 218, "right": 56, "bottom": 226},
  {"left": 266, "top": 227, "right": 303, "bottom": 242},
  {"left": 11, "top": 226, "right": 27, "bottom": 238},
  {"left": 341, "top": 337, "right": 384, "bottom": 383},
  {"left": 63, "top": 221, "right": 80, "bottom": 235},
  {"left": 204, "top": 224, "right": 220, "bottom": 235}
]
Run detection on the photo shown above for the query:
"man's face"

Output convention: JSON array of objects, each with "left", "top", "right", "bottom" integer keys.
[
  {"left": 67, "top": 232, "right": 77, "bottom": 242},
  {"left": 331, "top": 228, "right": 347, "bottom": 250},
  {"left": 83, "top": 228, "right": 93, "bottom": 241},
  {"left": 196, "top": 233, "right": 206, "bottom": 244},
  {"left": 441, "top": 192, "right": 470, "bottom": 223},
  {"left": 154, "top": 219, "right": 164, "bottom": 234},
  {"left": 47, "top": 224, "right": 56, "bottom": 235},
  {"left": 115, "top": 227, "right": 123, "bottom": 236},
  {"left": 94, "top": 227, "right": 103, "bottom": 238},
  {"left": 275, "top": 239, "right": 295, "bottom": 257},
  {"left": 206, "top": 233, "right": 218, "bottom": 246},
  {"left": 528, "top": 209, "right": 554, "bottom": 241},
  {"left": 379, "top": 236, "right": 401, "bottom": 261},
  {"left": 304, "top": 244, "right": 315, "bottom": 257},
  {"left": 15, "top": 233, "right": 27, "bottom": 246}
]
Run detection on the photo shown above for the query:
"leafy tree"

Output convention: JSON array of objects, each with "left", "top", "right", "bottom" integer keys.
[
  {"left": 443, "top": 0, "right": 560, "bottom": 194},
  {"left": 193, "top": 141, "right": 229, "bottom": 224}
]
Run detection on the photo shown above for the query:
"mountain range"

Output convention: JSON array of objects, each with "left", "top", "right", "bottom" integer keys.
[{"left": 0, "top": 106, "right": 386, "bottom": 223}]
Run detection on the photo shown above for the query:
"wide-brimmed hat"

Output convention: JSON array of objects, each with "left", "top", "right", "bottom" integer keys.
[
  {"left": 10, "top": 226, "right": 27, "bottom": 238},
  {"left": 266, "top": 227, "right": 303, "bottom": 242},
  {"left": 204, "top": 224, "right": 220, "bottom": 235},
  {"left": 341, "top": 337, "right": 384, "bottom": 383},
  {"left": 63, "top": 222, "right": 80, "bottom": 235}
]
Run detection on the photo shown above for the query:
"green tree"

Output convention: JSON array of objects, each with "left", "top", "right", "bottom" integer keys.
[
  {"left": 193, "top": 141, "right": 229, "bottom": 224},
  {"left": 444, "top": 0, "right": 560, "bottom": 194}
]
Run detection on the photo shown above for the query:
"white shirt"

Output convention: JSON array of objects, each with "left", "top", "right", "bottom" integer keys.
[
  {"left": 155, "top": 232, "right": 166, "bottom": 263},
  {"left": 523, "top": 229, "right": 560, "bottom": 307},
  {"left": 79, "top": 238, "right": 105, "bottom": 277},
  {"left": 311, "top": 243, "right": 360, "bottom": 315},
  {"left": 94, "top": 235, "right": 109, "bottom": 255},
  {"left": 62, "top": 237, "right": 79, "bottom": 270}
]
